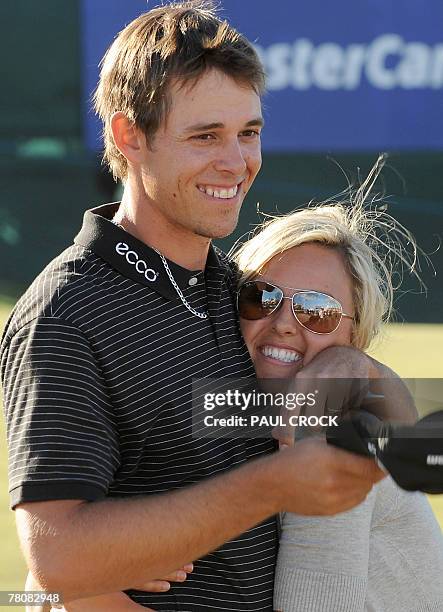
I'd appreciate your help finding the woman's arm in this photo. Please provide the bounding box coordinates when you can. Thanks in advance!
[274,489,376,612]
[272,345,412,612]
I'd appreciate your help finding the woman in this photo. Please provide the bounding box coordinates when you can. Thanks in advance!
[233,193,443,611]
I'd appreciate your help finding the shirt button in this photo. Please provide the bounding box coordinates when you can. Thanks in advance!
[188,277,198,286]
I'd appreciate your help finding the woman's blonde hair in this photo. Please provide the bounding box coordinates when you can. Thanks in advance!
[232,156,421,351]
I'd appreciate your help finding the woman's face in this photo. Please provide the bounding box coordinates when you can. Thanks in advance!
[240,243,355,378]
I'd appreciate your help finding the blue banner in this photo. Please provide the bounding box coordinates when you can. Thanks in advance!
[80,0,443,152]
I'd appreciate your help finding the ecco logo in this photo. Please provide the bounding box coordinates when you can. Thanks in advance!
[115,242,159,282]
[427,455,443,466]
[367,442,377,456]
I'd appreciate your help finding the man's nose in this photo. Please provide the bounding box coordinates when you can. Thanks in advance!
[213,139,247,176]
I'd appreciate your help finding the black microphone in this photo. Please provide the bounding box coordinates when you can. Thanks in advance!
[326,408,443,494]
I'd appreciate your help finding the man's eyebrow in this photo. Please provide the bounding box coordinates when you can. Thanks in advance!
[245,117,265,128]
[183,117,265,133]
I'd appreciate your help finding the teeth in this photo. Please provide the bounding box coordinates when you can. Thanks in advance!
[198,185,238,199]
[261,345,302,363]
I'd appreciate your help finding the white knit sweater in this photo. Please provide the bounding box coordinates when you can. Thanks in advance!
[274,476,443,611]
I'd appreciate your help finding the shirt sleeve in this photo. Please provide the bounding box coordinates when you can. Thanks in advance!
[1,317,121,509]
[274,488,376,612]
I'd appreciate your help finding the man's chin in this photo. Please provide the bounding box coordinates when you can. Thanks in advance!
[197,221,240,240]
[199,203,244,240]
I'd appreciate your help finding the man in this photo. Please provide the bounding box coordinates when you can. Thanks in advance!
[1,2,396,610]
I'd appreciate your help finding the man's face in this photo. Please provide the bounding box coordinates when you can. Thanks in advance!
[137,69,263,241]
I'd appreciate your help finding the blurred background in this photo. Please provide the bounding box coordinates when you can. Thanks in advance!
[1,0,442,603]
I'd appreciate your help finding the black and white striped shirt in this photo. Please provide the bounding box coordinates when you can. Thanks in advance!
[0,203,277,611]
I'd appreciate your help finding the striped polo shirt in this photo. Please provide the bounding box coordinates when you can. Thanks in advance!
[0,203,278,611]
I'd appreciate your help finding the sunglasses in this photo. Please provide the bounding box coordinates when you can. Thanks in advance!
[237,280,354,335]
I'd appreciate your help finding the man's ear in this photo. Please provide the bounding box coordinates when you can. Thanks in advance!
[110,112,144,165]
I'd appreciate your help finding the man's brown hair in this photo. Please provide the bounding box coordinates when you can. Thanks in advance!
[94,0,265,181]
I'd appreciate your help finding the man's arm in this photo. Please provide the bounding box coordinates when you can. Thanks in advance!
[25,565,192,611]
[16,437,382,603]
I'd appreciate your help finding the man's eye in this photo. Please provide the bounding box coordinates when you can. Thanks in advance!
[240,130,261,138]
[193,134,215,140]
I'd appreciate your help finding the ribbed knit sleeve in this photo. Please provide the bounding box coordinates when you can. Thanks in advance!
[274,477,443,612]
[274,488,376,612]
[274,566,366,612]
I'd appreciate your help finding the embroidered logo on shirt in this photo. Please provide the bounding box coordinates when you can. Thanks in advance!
[115,242,159,282]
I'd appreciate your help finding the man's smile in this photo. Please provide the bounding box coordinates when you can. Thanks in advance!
[197,183,241,200]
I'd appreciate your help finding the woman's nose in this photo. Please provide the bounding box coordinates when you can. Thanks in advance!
[271,299,300,335]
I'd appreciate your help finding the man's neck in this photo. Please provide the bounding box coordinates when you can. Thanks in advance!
[114,187,211,271]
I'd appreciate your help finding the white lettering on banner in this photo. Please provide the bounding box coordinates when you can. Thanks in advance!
[312,43,344,90]
[399,43,431,88]
[431,46,443,87]
[291,39,312,89]
[366,34,401,89]
[256,34,443,91]
[115,242,159,282]
[264,43,291,90]
[427,455,443,466]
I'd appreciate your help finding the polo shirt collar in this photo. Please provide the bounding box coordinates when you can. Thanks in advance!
[74,203,227,302]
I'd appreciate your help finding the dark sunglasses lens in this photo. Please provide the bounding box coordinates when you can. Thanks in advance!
[238,282,283,320]
[292,292,342,333]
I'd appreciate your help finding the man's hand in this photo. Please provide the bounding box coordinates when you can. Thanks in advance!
[273,346,375,447]
[274,346,418,447]
[296,345,378,418]
[302,345,417,420]
[300,345,378,380]
[270,436,385,516]
[26,565,193,612]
